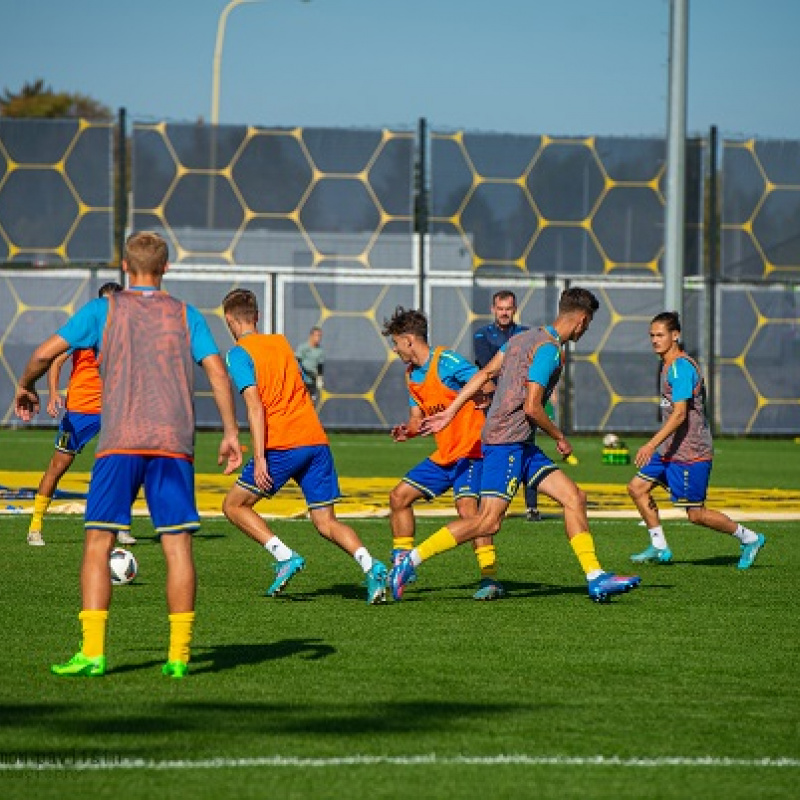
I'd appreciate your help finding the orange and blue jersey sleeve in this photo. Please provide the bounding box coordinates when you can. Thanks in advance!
[527,342,561,387]
[225,345,256,393]
[667,357,698,402]
[185,305,219,363]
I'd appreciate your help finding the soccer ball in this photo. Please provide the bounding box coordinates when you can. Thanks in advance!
[109,548,138,586]
[602,433,621,448]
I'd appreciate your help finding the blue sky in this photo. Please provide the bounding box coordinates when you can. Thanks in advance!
[2,0,798,138]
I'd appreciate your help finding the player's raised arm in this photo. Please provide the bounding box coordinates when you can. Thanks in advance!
[420,349,504,435]
[45,350,71,417]
[15,334,71,421]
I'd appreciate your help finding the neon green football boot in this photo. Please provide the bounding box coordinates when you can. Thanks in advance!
[51,652,106,677]
[162,660,189,679]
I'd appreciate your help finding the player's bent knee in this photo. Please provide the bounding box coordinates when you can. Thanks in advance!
[686,506,705,525]
[310,506,338,539]
[559,485,585,514]
[627,476,649,498]
[477,513,502,537]
[389,486,414,512]
[221,492,246,522]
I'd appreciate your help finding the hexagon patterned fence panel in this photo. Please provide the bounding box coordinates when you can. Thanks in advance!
[279,276,417,429]
[721,139,800,280]
[0,119,113,264]
[0,269,118,424]
[3,122,799,435]
[131,123,416,271]
[429,132,704,277]
[716,283,800,433]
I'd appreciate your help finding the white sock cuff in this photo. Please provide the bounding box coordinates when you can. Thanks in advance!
[353,546,373,573]
[265,538,293,562]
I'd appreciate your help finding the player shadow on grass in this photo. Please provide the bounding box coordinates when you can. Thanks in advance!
[268,582,383,603]
[678,555,740,567]
[397,579,589,601]
[191,639,336,673]
[110,639,335,676]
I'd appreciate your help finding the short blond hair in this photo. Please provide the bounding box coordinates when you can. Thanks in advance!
[124,231,169,276]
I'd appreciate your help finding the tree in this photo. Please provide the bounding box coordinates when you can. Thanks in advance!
[0,78,112,120]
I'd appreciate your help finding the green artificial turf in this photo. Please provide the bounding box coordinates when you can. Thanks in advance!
[0,511,797,798]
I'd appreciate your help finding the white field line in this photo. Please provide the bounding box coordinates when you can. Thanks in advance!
[1,754,798,772]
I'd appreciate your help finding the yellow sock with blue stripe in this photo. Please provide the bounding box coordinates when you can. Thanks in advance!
[569,532,602,578]
[168,612,195,664]
[474,544,497,578]
[416,527,458,563]
[78,610,108,658]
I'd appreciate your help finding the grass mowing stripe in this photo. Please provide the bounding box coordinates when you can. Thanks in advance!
[3,755,799,771]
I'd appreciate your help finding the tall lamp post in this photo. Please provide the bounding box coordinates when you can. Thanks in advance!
[207,0,308,228]
[207,0,264,229]
[211,0,265,126]
[211,0,310,125]
[664,0,689,319]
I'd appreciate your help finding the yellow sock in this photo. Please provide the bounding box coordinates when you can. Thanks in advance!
[569,532,602,576]
[474,544,497,577]
[392,536,415,553]
[29,493,52,533]
[78,610,108,658]
[416,527,458,563]
[168,612,195,664]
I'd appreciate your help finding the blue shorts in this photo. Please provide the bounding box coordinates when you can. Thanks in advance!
[637,452,712,507]
[403,457,482,501]
[55,411,101,455]
[237,445,341,509]
[480,442,558,502]
[85,454,200,535]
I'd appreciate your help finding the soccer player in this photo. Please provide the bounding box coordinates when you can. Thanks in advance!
[390,287,641,603]
[26,282,138,547]
[628,311,766,569]
[295,326,325,403]
[14,231,242,679]
[473,290,542,521]
[383,307,503,601]
[220,289,388,604]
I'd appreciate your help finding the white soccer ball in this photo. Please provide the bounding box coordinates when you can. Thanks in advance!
[602,433,621,448]
[109,548,138,586]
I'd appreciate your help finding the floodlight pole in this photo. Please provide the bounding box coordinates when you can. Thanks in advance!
[664,0,689,318]
[211,0,265,126]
